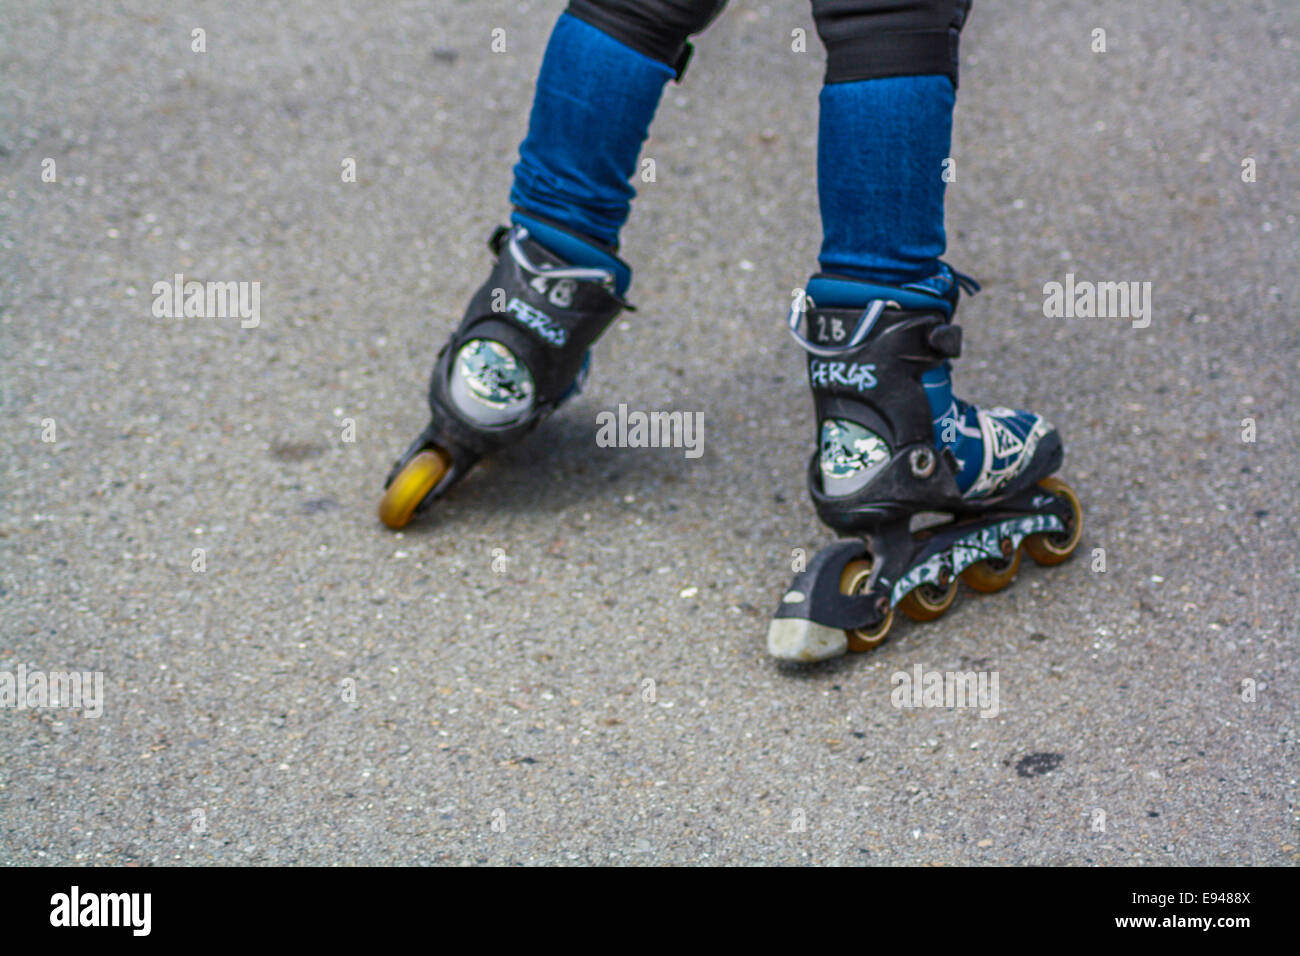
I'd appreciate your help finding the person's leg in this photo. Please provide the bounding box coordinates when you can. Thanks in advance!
[769,1,1080,659]
[380,1,727,526]
[813,0,968,284]
[807,0,1046,495]
[815,74,954,285]
[509,1,728,295]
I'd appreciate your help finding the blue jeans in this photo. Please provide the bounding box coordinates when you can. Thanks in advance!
[509,11,955,286]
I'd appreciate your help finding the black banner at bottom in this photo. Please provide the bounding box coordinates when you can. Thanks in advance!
[3,864,1284,942]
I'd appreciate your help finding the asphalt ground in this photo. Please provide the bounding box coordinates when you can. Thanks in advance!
[1,0,1297,865]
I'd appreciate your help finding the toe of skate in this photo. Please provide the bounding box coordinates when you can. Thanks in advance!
[766,611,847,662]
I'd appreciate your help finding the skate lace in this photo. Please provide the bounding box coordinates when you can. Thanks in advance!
[953,270,981,295]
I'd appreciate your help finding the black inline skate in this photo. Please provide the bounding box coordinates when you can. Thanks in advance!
[767,267,1083,661]
[378,215,631,528]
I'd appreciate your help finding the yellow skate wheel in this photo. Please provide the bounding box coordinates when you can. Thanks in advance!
[961,543,1023,594]
[1023,476,1083,566]
[840,557,892,651]
[378,449,451,529]
[898,575,958,622]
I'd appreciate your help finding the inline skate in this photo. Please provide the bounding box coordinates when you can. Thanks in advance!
[767,267,1083,661]
[378,214,631,528]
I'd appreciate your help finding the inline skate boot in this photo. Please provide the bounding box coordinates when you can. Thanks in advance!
[767,267,1083,661]
[378,213,632,528]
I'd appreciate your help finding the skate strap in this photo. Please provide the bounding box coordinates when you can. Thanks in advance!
[506,228,620,288]
[927,323,963,358]
[787,298,886,357]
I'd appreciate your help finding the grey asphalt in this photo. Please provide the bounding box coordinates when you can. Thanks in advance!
[2,0,1297,865]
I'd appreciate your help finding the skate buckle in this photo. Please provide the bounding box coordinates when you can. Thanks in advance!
[909,446,936,478]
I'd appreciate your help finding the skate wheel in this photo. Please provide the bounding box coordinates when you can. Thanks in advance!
[898,576,958,622]
[378,449,451,529]
[961,545,1023,593]
[840,557,892,651]
[1024,476,1083,566]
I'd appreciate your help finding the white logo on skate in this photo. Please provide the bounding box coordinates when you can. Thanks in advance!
[986,415,1025,459]
[889,515,1062,606]
[815,314,849,342]
[529,275,577,308]
[809,360,878,392]
[965,413,1049,498]
[505,297,567,347]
